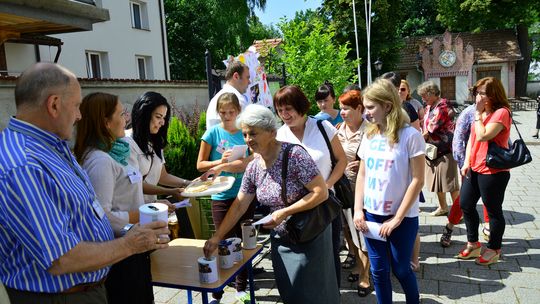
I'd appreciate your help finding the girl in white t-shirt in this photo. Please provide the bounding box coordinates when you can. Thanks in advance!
[353,79,425,304]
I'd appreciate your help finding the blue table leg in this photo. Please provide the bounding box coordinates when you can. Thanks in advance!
[202,291,209,304]
[248,263,255,304]
[187,290,192,304]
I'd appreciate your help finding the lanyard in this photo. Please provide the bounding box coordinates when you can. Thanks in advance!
[8,124,96,198]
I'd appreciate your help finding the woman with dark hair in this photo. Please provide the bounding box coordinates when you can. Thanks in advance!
[314,81,344,126]
[457,77,512,265]
[127,91,190,203]
[74,92,166,304]
[274,85,347,287]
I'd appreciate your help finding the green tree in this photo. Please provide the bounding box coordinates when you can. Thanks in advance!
[320,0,404,82]
[165,0,275,80]
[274,15,357,113]
[436,0,540,95]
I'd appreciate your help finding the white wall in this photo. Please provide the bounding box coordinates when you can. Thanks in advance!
[4,43,37,75]
[6,0,169,80]
[455,75,469,104]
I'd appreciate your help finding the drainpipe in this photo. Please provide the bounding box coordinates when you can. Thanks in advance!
[158,0,169,80]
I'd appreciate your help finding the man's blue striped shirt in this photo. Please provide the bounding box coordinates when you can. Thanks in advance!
[0,118,114,292]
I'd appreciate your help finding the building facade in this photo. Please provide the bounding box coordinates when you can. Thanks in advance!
[3,0,170,80]
[397,30,522,103]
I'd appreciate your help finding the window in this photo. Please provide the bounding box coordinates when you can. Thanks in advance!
[136,55,154,80]
[86,52,101,78]
[85,51,110,78]
[476,67,501,81]
[130,1,149,30]
[137,57,146,79]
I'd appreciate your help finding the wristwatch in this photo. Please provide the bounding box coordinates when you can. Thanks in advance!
[121,223,134,236]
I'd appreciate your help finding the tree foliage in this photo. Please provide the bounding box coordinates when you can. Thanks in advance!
[273,15,357,114]
[436,0,540,94]
[320,0,404,82]
[165,0,275,80]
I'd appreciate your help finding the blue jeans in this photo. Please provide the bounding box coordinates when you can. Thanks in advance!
[364,212,419,304]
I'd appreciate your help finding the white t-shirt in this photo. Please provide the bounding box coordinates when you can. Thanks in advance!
[125,136,165,203]
[206,83,248,129]
[276,117,337,181]
[82,149,145,234]
[357,126,425,217]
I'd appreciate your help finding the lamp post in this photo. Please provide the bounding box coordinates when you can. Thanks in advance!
[374,59,383,77]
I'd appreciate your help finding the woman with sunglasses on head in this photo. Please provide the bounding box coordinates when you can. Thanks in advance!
[457,77,511,265]
[126,92,191,204]
[354,79,424,304]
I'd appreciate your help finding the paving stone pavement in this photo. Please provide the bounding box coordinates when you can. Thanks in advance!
[154,109,540,304]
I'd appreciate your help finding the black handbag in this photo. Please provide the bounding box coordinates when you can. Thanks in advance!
[316,119,355,209]
[281,144,342,244]
[486,113,532,169]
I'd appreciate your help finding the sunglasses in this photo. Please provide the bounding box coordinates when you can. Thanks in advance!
[399,88,407,92]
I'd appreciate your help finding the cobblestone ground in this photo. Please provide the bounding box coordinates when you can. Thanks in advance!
[154,110,540,304]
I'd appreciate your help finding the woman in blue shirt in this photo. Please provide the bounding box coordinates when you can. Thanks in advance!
[196,92,254,303]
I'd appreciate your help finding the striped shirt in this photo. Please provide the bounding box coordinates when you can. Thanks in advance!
[0,118,114,293]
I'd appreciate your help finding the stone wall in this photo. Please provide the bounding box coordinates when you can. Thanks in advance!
[0,78,209,130]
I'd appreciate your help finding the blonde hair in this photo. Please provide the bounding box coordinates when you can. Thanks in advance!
[400,79,412,100]
[363,79,408,145]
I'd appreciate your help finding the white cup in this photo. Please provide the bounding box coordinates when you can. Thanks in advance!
[241,220,257,250]
[218,240,234,269]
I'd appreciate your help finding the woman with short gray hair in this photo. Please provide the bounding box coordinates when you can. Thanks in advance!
[236,105,281,131]
[418,81,460,217]
[204,104,340,303]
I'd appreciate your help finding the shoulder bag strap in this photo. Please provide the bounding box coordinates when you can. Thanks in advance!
[315,119,337,169]
[508,109,523,141]
[281,144,296,206]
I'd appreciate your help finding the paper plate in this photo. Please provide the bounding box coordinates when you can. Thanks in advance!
[182,176,235,197]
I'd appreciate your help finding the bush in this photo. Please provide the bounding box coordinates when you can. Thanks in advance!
[164,104,206,180]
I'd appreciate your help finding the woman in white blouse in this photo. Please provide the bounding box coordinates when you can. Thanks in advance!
[274,85,347,286]
[126,92,191,203]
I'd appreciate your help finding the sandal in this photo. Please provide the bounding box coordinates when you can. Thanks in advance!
[410,261,420,272]
[456,242,482,260]
[431,208,449,216]
[440,224,453,248]
[357,284,373,297]
[342,253,356,269]
[347,272,359,282]
[482,226,490,241]
[475,248,501,266]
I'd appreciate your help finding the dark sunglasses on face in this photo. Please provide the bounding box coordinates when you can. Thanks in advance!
[399,88,407,92]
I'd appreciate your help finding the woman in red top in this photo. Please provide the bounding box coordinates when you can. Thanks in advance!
[457,77,511,265]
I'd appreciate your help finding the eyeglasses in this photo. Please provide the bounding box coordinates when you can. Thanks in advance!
[399,88,407,92]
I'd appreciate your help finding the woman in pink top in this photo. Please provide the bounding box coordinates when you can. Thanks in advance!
[457,77,511,265]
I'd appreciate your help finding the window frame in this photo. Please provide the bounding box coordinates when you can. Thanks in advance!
[85,51,102,78]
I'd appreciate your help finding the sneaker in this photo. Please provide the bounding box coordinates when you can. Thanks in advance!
[236,291,251,303]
